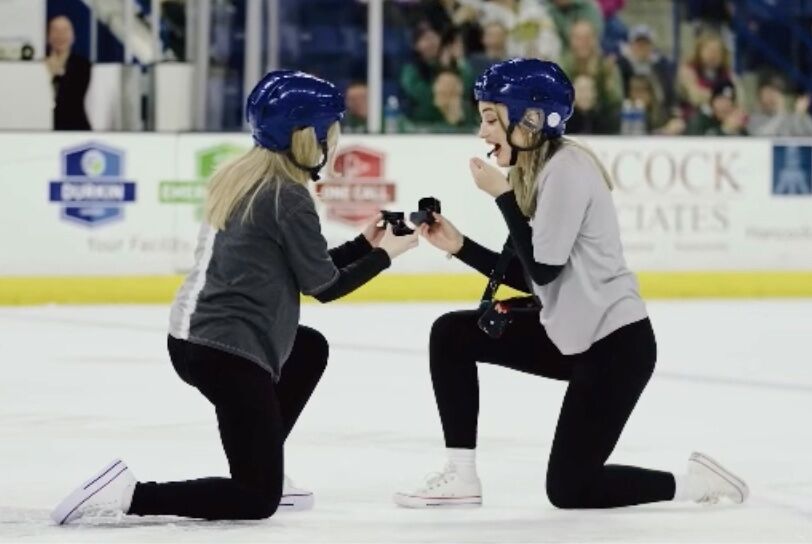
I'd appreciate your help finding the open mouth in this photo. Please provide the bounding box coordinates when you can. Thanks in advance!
[487,144,501,158]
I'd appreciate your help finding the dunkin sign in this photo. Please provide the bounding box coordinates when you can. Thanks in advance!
[316,145,396,225]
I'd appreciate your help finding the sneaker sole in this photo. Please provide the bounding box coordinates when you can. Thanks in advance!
[50,459,129,525]
[393,493,482,508]
[278,492,314,511]
[690,452,749,504]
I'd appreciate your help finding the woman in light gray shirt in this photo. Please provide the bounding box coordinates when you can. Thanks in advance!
[395,59,749,510]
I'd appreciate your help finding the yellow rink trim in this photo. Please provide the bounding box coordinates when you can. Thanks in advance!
[1,272,811,305]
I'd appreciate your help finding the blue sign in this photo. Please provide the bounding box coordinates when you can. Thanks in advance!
[772,145,812,196]
[49,142,137,227]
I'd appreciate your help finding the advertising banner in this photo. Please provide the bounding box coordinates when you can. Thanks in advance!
[2,133,811,284]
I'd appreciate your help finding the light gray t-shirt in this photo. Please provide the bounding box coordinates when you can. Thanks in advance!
[530,144,648,355]
[168,180,339,380]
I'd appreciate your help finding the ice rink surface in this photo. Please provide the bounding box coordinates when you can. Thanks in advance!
[0,300,810,543]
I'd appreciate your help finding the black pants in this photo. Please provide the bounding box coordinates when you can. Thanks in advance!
[430,310,676,508]
[128,326,328,520]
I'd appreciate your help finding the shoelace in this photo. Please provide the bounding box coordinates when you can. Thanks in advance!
[696,472,726,504]
[421,469,456,491]
[82,502,123,518]
[698,493,721,505]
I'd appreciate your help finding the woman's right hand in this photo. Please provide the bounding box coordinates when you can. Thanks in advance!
[418,213,464,254]
[378,224,419,259]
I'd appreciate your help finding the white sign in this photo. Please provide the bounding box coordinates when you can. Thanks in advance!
[2,133,811,277]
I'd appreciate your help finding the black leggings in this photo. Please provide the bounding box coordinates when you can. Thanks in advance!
[128,326,328,520]
[430,310,676,508]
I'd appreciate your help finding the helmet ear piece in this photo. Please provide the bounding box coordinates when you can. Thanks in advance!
[519,108,544,133]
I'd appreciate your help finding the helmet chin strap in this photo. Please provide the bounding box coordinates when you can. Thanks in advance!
[287,140,330,181]
[505,123,546,166]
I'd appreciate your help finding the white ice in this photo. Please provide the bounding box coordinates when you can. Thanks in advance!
[1,301,811,543]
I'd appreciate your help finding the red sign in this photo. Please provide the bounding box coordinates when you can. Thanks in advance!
[316,145,397,225]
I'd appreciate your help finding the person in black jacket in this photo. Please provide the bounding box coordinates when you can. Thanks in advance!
[46,16,91,131]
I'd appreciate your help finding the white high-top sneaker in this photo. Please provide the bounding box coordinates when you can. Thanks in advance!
[279,475,314,511]
[394,464,482,508]
[687,452,749,505]
[51,459,136,525]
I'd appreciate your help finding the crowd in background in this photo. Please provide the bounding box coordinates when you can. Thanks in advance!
[342,0,812,137]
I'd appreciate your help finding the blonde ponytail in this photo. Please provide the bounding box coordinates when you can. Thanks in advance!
[205,122,340,229]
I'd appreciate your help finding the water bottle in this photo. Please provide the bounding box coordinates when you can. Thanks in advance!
[384,95,400,134]
[620,99,634,135]
[632,99,647,135]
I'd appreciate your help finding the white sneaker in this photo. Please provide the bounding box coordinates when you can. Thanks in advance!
[51,459,136,525]
[279,475,314,511]
[394,464,482,508]
[688,452,749,505]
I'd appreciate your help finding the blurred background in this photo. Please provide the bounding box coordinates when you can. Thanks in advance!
[1,0,811,136]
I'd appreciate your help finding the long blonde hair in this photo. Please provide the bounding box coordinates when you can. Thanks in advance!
[497,106,613,217]
[205,122,340,229]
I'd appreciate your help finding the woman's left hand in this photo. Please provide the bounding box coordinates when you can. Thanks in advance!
[362,212,385,247]
[469,157,511,198]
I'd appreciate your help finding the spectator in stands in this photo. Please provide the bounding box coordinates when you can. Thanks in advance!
[470,21,509,78]
[685,0,734,37]
[413,0,483,55]
[617,25,675,112]
[400,22,474,124]
[567,74,619,134]
[747,74,812,137]
[431,69,477,132]
[473,0,562,62]
[596,0,627,54]
[560,20,622,123]
[46,15,91,131]
[342,82,368,133]
[627,75,685,135]
[677,32,735,117]
[686,80,747,136]
[547,0,604,48]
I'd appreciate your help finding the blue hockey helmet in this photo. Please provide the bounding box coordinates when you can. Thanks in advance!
[474,58,574,140]
[246,70,345,180]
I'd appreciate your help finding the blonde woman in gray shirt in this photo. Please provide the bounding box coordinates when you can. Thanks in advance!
[51,71,417,525]
[395,59,749,510]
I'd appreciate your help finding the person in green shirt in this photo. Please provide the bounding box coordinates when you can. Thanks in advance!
[406,69,478,133]
[559,20,622,124]
[400,22,474,125]
[547,0,604,46]
[341,81,369,133]
[686,80,748,136]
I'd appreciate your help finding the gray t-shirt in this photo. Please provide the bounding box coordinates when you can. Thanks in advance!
[530,144,648,355]
[168,180,339,380]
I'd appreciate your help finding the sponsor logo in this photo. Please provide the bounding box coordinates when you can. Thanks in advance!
[159,144,246,220]
[772,145,812,196]
[315,146,396,225]
[48,142,136,227]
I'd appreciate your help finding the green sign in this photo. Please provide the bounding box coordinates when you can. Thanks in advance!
[159,144,247,220]
[159,181,207,204]
[197,143,245,178]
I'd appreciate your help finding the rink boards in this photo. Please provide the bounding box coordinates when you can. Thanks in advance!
[1,133,811,303]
